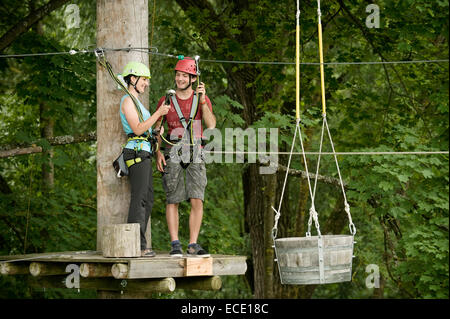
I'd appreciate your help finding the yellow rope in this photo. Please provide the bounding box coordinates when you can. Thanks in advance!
[318,9,326,115]
[295,6,300,120]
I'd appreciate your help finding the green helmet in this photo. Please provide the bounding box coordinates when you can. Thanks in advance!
[122,61,151,78]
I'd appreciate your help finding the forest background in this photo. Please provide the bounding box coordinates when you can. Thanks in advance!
[0,0,448,299]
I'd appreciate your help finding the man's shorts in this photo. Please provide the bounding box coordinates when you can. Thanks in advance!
[161,145,207,204]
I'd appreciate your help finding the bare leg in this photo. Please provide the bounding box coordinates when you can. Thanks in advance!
[166,203,179,242]
[189,198,203,244]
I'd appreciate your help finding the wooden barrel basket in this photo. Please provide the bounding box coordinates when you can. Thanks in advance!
[274,235,354,285]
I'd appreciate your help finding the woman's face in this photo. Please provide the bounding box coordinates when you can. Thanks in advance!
[132,75,149,92]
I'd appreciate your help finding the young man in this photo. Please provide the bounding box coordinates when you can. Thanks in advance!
[155,57,216,257]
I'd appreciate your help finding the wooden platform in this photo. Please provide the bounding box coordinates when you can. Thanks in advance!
[0,250,247,278]
[0,250,247,294]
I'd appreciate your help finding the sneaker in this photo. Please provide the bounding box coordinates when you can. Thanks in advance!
[170,241,183,258]
[141,249,156,257]
[186,243,210,258]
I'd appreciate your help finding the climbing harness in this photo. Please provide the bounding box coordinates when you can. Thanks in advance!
[159,56,206,168]
[271,0,356,285]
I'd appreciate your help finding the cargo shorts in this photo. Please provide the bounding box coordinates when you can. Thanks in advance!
[161,145,207,204]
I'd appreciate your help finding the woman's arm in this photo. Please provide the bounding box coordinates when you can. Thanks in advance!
[122,96,170,136]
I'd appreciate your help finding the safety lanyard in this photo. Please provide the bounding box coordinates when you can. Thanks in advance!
[170,93,199,130]
[95,49,151,137]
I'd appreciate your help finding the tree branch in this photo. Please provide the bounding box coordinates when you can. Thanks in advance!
[277,163,347,188]
[0,131,96,158]
[0,0,70,52]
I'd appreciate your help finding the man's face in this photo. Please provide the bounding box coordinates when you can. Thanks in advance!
[175,71,196,90]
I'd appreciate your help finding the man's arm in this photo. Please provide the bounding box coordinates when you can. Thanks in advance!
[201,100,216,129]
[196,82,216,129]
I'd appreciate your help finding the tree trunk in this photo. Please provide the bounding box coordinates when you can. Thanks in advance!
[39,102,54,190]
[96,0,149,251]
[243,163,277,298]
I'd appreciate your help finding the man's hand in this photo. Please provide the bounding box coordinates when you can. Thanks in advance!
[156,150,166,173]
[196,82,206,104]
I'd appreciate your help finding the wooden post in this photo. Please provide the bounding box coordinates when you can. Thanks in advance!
[101,223,141,257]
[96,0,150,252]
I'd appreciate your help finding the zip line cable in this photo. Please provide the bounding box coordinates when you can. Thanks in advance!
[201,150,449,156]
[0,47,448,66]
[1,47,448,156]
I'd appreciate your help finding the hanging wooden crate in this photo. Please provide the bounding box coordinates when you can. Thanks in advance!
[274,235,354,285]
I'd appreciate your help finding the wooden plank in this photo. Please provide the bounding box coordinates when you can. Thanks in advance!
[0,251,128,263]
[213,256,247,276]
[0,252,248,279]
[124,256,247,279]
[184,257,213,276]
[126,259,185,279]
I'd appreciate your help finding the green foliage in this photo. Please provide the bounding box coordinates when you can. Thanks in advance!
[0,0,448,299]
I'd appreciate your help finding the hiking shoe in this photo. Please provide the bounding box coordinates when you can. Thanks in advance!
[170,241,183,258]
[141,249,156,257]
[186,243,210,258]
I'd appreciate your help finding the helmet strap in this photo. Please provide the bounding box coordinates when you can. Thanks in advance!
[179,74,196,91]
[131,76,142,94]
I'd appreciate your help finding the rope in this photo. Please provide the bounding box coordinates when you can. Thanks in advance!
[305,0,355,237]
[272,0,318,241]
[203,150,449,156]
[296,0,301,120]
[317,1,326,115]
[271,117,299,240]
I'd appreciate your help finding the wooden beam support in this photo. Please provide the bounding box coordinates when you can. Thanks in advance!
[111,263,129,279]
[80,263,113,278]
[0,262,29,275]
[176,276,222,291]
[28,275,176,293]
[29,262,69,277]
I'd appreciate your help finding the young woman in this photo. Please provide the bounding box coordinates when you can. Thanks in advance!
[119,61,170,257]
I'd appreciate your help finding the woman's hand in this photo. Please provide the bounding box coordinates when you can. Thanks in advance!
[158,103,171,116]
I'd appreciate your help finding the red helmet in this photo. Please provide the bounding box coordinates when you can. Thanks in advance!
[174,57,197,76]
